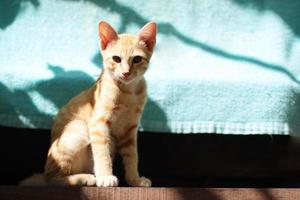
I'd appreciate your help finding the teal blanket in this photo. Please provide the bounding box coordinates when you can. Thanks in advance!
[1,0,300,134]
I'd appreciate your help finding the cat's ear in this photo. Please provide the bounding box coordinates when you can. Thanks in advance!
[138,22,157,51]
[98,21,118,50]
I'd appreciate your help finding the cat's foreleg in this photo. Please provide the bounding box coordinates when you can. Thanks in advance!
[89,119,118,187]
[118,125,151,187]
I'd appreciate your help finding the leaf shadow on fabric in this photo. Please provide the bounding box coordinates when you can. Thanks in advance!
[86,0,300,85]
[0,82,26,126]
[140,98,170,133]
[2,0,299,84]
[0,0,40,29]
[33,64,96,109]
[85,0,300,135]
[0,63,170,133]
[286,89,300,136]
[232,0,300,36]
[0,64,95,128]
[92,53,103,68]
[0,81,52,127]
[2,0,300,133]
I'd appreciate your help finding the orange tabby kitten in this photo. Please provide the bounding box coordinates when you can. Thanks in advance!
[21,21,156,187]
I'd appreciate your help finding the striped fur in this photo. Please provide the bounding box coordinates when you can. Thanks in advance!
[22,21,156,187]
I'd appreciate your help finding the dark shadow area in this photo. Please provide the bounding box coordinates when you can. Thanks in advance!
[131,132,300,187]
[33,64,95,109]
[2,126,300,187]
[0,185,87,200]
[0,0,39,29]
[0,126,50,185]
[233,0,300,36]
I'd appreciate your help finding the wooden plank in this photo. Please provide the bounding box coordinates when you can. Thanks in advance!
[2,187,300,200]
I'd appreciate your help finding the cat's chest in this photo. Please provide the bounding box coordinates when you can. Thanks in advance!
[112,93,144,120]
[115,92,138,106]
[93,83,146,133]
[96,91,145,119]
[110,94,145,135]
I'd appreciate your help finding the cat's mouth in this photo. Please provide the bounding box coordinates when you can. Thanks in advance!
[109,71,133,83]
[119,75,134,83]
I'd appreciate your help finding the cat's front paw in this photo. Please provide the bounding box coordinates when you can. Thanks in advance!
[127,176,152,187]
[96,175,118,187]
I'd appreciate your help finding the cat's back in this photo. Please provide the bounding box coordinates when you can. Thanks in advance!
[51,84,98,141]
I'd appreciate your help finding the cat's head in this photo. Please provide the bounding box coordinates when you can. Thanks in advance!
[98,21,157,84]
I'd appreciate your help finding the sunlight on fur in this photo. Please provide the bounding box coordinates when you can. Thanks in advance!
[20,21,157,187]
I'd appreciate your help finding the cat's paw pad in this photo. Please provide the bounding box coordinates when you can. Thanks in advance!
[127,176,152,187]
[96,175,118,187]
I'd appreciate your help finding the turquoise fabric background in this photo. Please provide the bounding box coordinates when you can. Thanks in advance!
[1,0,300,134]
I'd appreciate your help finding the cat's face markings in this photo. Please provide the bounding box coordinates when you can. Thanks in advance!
[103,42,148,84]
[99,21,156,84]
[107,54,146,83]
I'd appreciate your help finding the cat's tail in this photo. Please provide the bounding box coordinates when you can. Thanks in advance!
[20,173,97,186]
[19,174,66,186]
[19,174,48,186]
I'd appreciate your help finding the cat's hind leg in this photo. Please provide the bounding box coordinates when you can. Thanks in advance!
[44,119,95,186]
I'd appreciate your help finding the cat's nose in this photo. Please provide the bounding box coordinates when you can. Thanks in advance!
[122,72,131,78]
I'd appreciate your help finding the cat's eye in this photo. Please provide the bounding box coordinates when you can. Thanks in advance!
[112,56,121,63]
[132,56,142,64]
